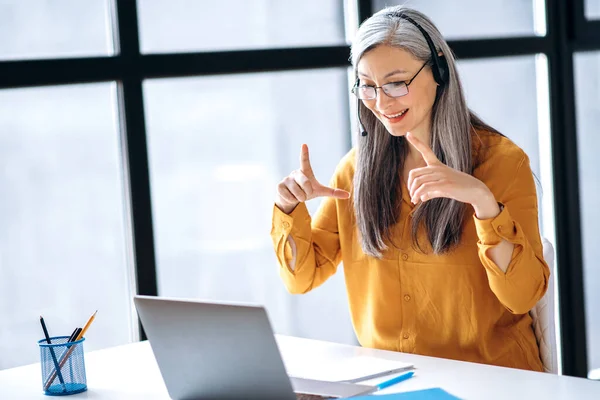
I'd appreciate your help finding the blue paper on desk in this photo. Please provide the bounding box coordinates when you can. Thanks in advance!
[341,387,461,399]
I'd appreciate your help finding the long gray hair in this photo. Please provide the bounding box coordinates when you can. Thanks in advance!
[351,6,498,257]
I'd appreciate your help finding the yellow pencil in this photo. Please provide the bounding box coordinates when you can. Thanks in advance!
[44,310,98,391]
[76,310,97,340]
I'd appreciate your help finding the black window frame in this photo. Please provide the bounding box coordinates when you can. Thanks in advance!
[0,0,596,378]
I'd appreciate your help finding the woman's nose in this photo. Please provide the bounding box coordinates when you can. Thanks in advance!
[375,88,394,111]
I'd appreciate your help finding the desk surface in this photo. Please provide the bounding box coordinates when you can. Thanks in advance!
[1,335,599,399]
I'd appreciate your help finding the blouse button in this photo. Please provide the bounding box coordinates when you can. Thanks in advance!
[497,225,503,232]
[401,253,409,261]
[282,221,290,229]
[404,295,411,302]
[403,333,410,339]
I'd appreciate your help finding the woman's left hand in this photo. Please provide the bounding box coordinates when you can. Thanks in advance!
[405,132,500,220]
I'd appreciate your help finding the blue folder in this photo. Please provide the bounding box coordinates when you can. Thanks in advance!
[341,387,461,399]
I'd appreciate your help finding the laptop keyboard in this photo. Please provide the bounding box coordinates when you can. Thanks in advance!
[295,394,335,400]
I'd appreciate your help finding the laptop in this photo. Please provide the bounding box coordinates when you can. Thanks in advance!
[133,295,373,400]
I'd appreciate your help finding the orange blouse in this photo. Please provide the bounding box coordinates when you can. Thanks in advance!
[270,130,549,371]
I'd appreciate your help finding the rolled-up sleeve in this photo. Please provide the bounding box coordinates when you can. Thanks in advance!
[271,194,343,294]
[474,156,550,314]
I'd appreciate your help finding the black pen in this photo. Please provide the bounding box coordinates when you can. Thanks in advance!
[66,327,82,349]
[39,316,66,392]
[67,327,80,343]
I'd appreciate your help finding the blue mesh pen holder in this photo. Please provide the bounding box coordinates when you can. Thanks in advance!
[38,336,87,396]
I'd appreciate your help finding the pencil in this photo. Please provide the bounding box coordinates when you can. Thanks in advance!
[44,311,98,390]
[39,316,66,392]
[75,310,97,340]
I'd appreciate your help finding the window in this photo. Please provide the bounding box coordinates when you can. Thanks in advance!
[143,68,356,344]
[373,0,544,39]
[0,0,597,379]
[0,83,133,369]
[136,0,346,53]
[0,0,114,61]
[574,51,600,377]
[586,0,600,20]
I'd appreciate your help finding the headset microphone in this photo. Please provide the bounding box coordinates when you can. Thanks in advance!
[357,98,368,137]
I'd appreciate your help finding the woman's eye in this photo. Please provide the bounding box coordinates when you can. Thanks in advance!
[387,81,405,89]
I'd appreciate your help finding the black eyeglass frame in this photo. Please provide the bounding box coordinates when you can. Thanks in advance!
[351,59,430,100]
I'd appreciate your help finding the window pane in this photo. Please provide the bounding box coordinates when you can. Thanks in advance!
[586,0,600,19]
[373,0,543,39]
[574,51,600,377]
[0,0,114,61]
[0,83,133,369]
[136,0,346,53]
[144,68,356,345]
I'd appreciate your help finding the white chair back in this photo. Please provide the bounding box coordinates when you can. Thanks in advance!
[529,237,558,374]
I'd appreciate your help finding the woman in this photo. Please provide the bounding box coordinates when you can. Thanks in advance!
[270,6,549,372]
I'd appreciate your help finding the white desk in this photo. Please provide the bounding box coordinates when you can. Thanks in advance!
[1,335,598,399]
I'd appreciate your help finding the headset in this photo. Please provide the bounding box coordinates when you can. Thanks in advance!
[358,12,448,137]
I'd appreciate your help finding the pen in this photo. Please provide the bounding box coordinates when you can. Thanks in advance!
[67,327,80,343]
[377,371,414,391]
[39,316,66,392]
[44,311,97,390]
[65,327,81,349]
[351,371,415,397]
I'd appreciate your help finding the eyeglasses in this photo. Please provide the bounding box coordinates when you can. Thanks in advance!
[351,60,429,100]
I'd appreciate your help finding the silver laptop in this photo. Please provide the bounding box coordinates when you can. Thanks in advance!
[133,295,372,400]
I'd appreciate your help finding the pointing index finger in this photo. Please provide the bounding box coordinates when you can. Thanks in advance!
[300,144,316,179]
[405,132,440,166]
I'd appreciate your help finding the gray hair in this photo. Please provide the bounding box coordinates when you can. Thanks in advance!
[351,6,494,257]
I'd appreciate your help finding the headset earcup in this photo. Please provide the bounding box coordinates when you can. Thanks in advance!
[437,55,449,86]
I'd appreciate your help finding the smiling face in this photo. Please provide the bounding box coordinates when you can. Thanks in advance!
[357,45,439,138]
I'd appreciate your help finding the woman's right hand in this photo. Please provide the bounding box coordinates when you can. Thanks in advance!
[275,144,351,214]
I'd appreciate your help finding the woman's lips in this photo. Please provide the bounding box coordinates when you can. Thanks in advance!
[383,109,409,123]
